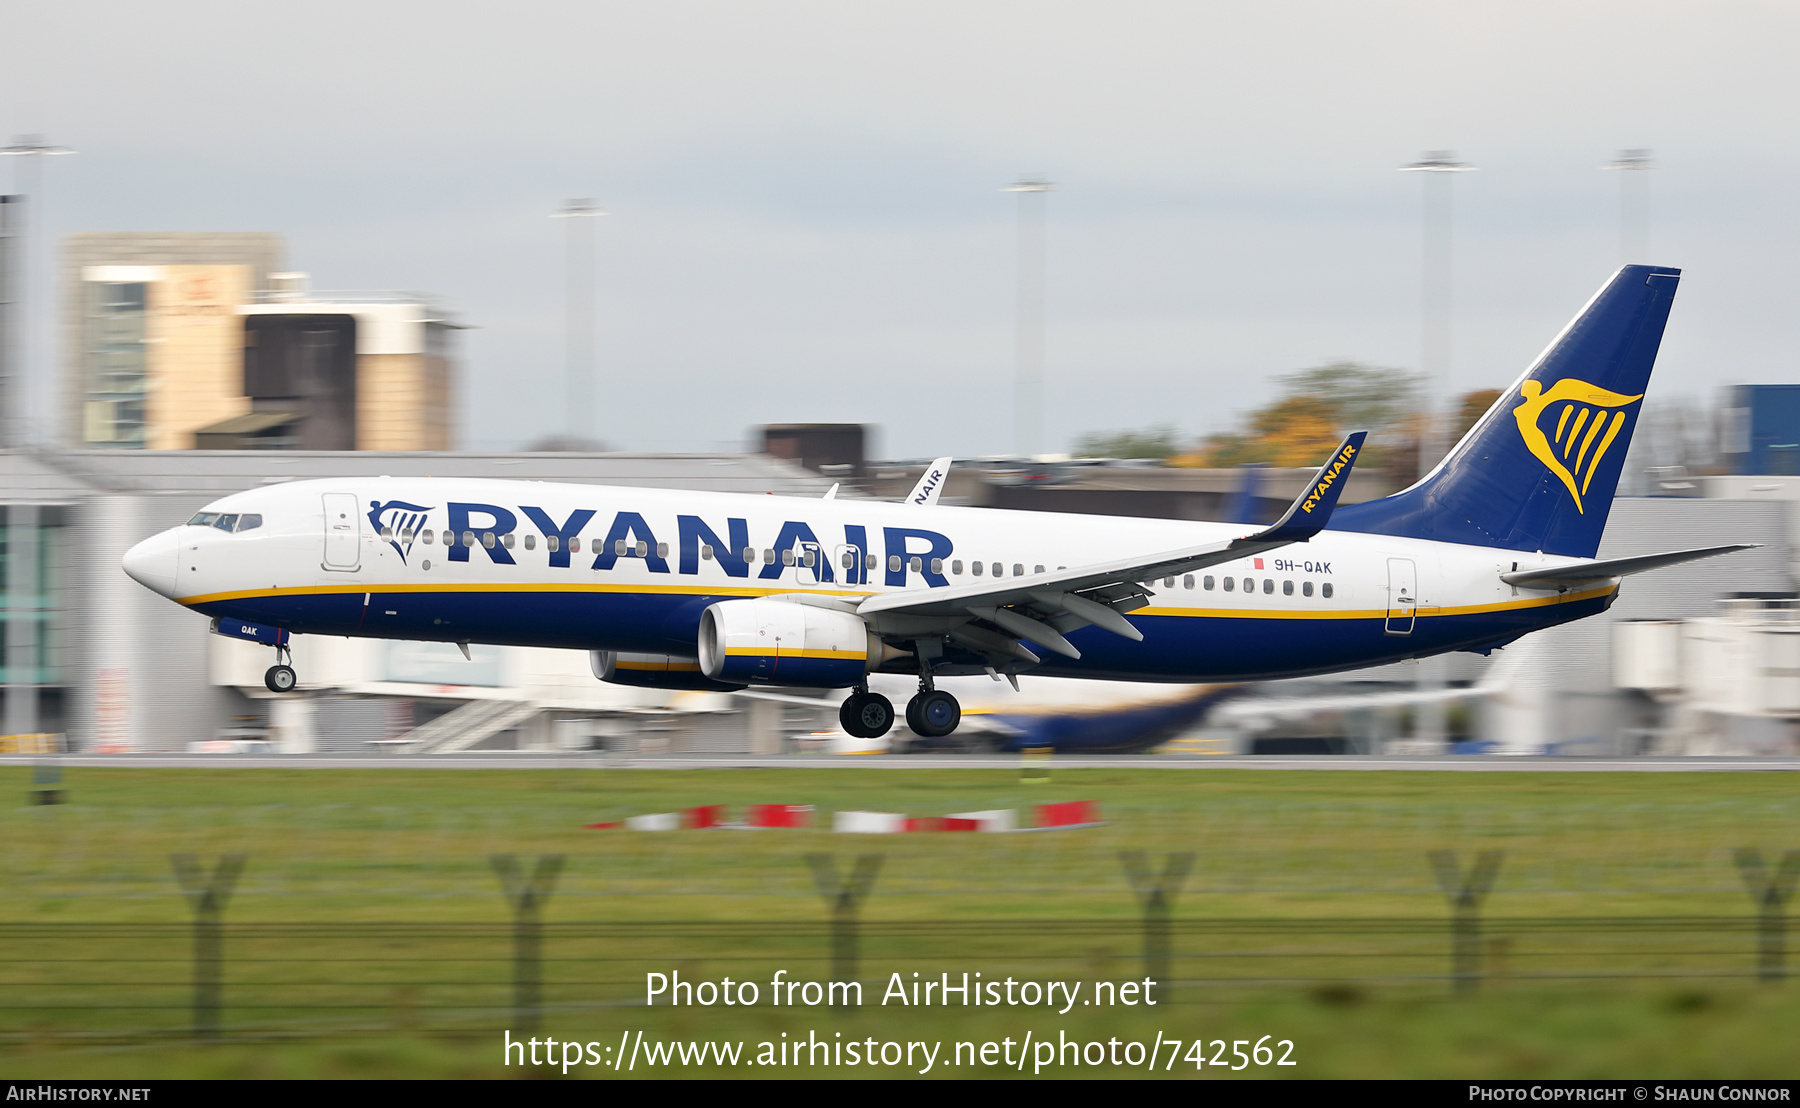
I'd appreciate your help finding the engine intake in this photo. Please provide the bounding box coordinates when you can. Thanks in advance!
[697,600,886,688]
[591,651,746,692]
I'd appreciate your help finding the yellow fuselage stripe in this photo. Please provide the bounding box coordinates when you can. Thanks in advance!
[180,579,1615,622]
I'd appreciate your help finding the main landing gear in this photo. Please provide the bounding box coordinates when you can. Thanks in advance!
[840,688,895,739]
[264,643,298,693]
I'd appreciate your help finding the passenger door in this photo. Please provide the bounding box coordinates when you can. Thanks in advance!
[1385,557,1416,636]
[322,493,361,570]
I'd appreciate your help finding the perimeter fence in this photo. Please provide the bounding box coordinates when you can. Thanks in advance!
[0,848,1794,1044]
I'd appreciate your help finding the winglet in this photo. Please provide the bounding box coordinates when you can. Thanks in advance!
[1244,431,1367,543]
[906,457,953,506]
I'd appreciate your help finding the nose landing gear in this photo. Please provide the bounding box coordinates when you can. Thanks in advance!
[264,643,298,693]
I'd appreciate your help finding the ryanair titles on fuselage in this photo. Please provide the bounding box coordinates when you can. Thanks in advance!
[379,499,959,588]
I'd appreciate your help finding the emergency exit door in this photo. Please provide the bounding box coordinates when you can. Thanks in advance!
[322,493,361,570]
[1385,557,1416,636]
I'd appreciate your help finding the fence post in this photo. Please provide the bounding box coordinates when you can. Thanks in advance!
[1119,851,1194,999]
[805,853,883,1006]
[171,854,247,1039]
[1734,849,1800,984]
[1428,850,1503,994]
[491,854,565,1032]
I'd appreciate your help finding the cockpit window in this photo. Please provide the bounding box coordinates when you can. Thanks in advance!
[189,511,262,533]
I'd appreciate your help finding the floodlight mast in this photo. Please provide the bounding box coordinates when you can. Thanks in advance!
[0,135,74,450]
[1004,177,1053,460]
[551,199,605,445]
[1604,149,1654,265]
[1397,151,1473,757]
[1398,151,1474,479]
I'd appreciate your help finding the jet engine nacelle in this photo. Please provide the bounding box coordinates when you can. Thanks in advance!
[591,650,747,692]
[697,599,885,688]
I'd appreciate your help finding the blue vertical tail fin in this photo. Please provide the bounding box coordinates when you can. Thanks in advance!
[1333,265,1680,558]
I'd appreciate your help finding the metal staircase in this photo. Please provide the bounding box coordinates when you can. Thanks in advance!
[402,699,540,754]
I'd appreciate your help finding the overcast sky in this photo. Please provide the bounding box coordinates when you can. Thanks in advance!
[5,1,1797,456]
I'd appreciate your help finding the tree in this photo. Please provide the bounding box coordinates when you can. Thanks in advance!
[1072,426,1181,460]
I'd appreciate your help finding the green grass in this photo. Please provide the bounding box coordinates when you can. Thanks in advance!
[1,764,1797,1078]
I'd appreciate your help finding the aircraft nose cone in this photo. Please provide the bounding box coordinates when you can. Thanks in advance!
[122,528,181,599]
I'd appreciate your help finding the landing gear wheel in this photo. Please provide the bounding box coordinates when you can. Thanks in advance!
[264,665,298,693]
[907,690,961,738]
[839,692,895,738]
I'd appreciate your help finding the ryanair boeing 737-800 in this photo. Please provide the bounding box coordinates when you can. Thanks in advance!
[121,265,1749,741]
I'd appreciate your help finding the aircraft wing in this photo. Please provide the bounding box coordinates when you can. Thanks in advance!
[857,432,1366,660]
[1500,543,1756,587]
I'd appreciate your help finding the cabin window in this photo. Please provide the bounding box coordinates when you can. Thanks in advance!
[1184,575,1194,590]
[952,559,963,575]
[1035,565,1045,574]
[1262,578,1274,594]
[910,556,923,573]
[482,532,496,548]
[763,548,776,564]
[1013,563,1024,577]
[1222,576,1234,592]
[782,549,796,566]
[638,541,650,557]
[615,539,627,556]
[1163,576,1174,588]
[743,547,756,564]
[972,561,983,576]
[547,535,560,553]
[865,554,878,571]
[889,555,902,573]
[569,537,581,553]
[700,544,712,560]
[1203,575,1214,590]
[463,531,477,548]
[1322,582,1334,598]
[840,550,855,569]
[1242,577,1252,592]
[803,549,815,567]
[503,533,516,549]
[1283,580,1293,596]
[422,530,434,544]
[524,534,535,550]
[1302,580,1313,597]
[930,557,943,575]
[400,528,413,542]
[380,525,394,540]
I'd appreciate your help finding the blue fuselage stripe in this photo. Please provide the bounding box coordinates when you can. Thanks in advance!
[192,588,1609,682]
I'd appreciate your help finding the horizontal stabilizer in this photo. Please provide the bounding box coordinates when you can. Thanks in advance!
[1500,543,1757,587]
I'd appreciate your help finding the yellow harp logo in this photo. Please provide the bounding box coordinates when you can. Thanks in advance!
[1511,379,1643,514]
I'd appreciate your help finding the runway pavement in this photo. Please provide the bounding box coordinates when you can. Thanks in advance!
[3,753,1800,771]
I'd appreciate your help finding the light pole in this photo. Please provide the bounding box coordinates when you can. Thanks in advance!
[551,199,603,446]
[1004,178,1053,459]
[0,135,74,449]
[1605,149,1653,265]
[1398,150,1472,756]
[1398,151,1473,479]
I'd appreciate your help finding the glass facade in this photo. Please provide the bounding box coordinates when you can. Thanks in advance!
[0,506,69,686]
[83,281,148,447]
